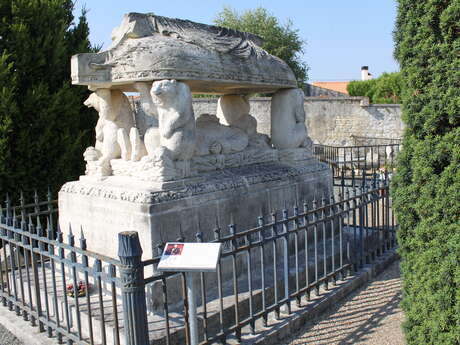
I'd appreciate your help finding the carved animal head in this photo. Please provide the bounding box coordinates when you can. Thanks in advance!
[150,79,179,105]
[83,92,100,112]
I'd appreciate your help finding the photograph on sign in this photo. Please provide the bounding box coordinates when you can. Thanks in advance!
[157,242,222,272]
[164,243,184,256]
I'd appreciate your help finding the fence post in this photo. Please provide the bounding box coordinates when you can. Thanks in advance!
[118,231,149,345]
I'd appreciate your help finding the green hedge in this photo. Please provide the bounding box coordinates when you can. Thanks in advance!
[392,1,460,344]
[347,72,403,104]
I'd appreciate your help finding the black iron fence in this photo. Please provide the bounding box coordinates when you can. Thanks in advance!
[350,135,402,146]
[0,192,125,345]
[0,177,397,345]
[313,143,401,187]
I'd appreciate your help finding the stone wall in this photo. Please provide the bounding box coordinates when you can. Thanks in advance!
[135,96,403,146]
[191,97,403,146]
[304,97,403,146]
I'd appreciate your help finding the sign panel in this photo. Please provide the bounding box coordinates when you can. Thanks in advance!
[157,242,222,272]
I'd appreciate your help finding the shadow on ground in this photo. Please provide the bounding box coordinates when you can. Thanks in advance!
[284,261,404,345]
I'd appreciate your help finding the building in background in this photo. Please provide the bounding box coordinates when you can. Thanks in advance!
[309,66,373,96]
[310,81,349,95]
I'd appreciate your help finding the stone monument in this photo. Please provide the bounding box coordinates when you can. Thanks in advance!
[59,12,332,259]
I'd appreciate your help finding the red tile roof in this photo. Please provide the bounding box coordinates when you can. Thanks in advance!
[312,82,349,95]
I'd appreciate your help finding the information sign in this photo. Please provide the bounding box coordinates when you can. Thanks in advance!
[157,242,222,272]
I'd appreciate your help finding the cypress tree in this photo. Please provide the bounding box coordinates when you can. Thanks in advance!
[0,0,97,194]
[392,1,460,344]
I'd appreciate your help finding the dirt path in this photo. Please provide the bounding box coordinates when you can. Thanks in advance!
[282,260,405,345]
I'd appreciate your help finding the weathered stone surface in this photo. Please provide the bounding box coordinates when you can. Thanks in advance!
[83,89,135,176]
[188,97,404,146]
[195,114,249,156]
[304,97,403,145]
[151,79,196,161]
[61,12,328,267]
[271,88,310,149]
[71,13,297,94]
[216,95,257,135]
[59,159,332,260]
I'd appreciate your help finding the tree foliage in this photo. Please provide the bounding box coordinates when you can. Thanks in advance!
[214,6,308,87]
[391,1,460,344]
[0,0,97,194]
[347,72,403,104]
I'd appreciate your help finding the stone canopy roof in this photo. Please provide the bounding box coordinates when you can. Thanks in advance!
[71,12,297,94]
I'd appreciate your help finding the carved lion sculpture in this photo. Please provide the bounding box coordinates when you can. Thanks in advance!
[150,80,196,161]
[195,114,249,156]
[216,94,257,136]
[270,88,310,149]
[83,89,135,174]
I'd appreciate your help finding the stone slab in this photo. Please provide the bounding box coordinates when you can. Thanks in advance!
[71,13,297,94]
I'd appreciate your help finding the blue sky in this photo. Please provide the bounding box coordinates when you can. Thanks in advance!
[73,1,399,82]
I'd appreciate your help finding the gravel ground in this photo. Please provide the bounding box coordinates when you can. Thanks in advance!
[0,323,22,345]
[282,260,405,345]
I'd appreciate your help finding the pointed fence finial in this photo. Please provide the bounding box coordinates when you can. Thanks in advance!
[33,189,40,214]
[177,223,184,242]
[79,227,86,249]
[214,214,220,229]
[293,203,299,217]
[213,226,221,240]
[156,242,164,256]
[47,187,52,201]
[68,224,74,246]
[36,212,42,235]
[12,207,18,228]
[19,190,24,207]
[228,222,236,235]
[258,215,265,240]
[46,217,54,240]
[56,225,63,243]
[229,213,235,226]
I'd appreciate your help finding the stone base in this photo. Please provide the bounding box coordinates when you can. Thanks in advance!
[58,159,332,260]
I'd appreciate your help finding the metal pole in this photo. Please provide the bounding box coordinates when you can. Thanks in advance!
[118,231,149,345]
[186,272,199,345]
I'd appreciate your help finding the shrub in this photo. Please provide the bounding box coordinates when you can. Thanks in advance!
[392,1,460,344]
[347,72,403,104]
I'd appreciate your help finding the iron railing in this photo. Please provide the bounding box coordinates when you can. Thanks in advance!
[350,135,402,146]
[0,192,125,345]
[141,181,397,345]
[0,177,397,345]
[313,143,401,187]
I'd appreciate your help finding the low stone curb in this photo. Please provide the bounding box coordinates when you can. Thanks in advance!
[245,249,399,345]
[0,323,22,345]
[0,305,58,345]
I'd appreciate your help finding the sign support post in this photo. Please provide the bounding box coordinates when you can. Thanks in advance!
[157,241,222,345]
[186,272,198,345]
